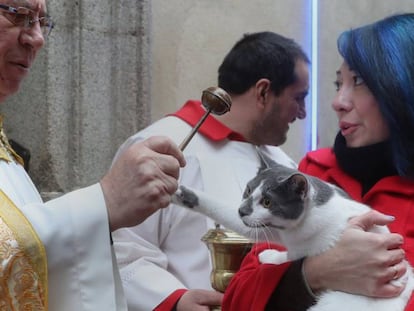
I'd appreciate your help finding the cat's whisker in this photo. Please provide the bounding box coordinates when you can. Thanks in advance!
[253,226,259,243]
[243,228,253,241]
[264,224,278,243]
[247,219,272,248]
[246,226,259,242]
[253,222,262,242]
[259,222,274,249]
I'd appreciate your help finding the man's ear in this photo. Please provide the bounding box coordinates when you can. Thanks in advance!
[255,78,271,105]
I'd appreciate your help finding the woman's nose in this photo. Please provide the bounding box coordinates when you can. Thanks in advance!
[331,90,353,112]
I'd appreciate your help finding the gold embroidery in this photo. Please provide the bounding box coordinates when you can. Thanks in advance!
[0,116,24,166]
[0,190,47,310]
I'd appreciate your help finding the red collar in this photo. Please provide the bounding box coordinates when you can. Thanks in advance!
[170,100,246,142]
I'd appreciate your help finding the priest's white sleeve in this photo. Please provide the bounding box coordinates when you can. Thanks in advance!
[20,183,127,311]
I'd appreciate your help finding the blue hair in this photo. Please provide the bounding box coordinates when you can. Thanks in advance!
[337,13,414,178]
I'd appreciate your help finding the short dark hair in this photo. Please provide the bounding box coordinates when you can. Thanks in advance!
[338,13,414,178]
[218,31,309,96]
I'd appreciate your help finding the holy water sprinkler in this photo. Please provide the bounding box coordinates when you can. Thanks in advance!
[178,87,232,151]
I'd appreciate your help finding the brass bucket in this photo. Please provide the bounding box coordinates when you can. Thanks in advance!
[202,226,253,310]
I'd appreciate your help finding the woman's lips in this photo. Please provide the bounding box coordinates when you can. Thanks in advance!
[339,122,358,136]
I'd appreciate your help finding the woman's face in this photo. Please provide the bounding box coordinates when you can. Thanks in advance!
[331,62,389,148]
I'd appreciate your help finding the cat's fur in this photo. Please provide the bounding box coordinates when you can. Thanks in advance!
[172,151,414,311]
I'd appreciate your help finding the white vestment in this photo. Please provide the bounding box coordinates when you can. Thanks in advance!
[0,159,127,310]
[112,114,295,310]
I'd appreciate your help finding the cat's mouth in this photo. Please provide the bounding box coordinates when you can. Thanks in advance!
[242,220,265,228]
[242,219,285,230]
[264,223,286,229]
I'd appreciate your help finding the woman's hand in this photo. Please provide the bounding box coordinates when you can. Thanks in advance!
[303,210,406,298]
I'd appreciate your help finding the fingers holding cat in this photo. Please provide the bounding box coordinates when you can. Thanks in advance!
[348,209,397,229]
[348,210,404,248]
[348,209,408,284]
[389,262,406,281]
[303,210,406,298]
[101,136,186,231]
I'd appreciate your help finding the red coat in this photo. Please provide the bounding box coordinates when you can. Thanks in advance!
[223,148,414,311]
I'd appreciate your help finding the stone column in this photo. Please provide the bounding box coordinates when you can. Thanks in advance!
[2,0,152,199]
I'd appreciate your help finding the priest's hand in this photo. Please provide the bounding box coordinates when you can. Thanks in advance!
[100,136,185,231]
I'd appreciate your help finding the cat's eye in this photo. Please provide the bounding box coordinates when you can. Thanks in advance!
[261,198,271,208]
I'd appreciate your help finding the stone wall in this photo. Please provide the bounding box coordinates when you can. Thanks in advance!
[2,0,152,199]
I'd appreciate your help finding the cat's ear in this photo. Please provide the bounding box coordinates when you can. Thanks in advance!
[256,148,277,170]
[287,173,308,199]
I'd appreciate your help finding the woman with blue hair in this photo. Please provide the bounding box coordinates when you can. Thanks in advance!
[223,13,414,310]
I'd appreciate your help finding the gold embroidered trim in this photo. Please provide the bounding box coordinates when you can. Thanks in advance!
[0,190,47,310]
[0,115,24,166]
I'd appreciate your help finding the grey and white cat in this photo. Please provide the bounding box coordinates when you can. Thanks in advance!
[172,151,414,311]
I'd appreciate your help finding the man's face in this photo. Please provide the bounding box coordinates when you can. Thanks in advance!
[0,0,46,101]
[252,59,309,146]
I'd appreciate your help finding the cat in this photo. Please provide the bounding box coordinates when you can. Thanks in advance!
[172,150,414,311]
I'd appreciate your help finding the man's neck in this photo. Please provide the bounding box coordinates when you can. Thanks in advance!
[214,95,257,143]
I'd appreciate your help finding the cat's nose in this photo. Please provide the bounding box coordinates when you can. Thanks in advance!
[239,206,249,217]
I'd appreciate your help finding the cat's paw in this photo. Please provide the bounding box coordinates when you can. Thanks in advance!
[258,249,288,265]
[172,185,199,209]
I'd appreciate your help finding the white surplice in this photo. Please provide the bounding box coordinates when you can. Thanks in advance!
[0,159,127,310]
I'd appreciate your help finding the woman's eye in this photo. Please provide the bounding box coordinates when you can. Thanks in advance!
[333,80,341,91]
[353,75,365,86]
